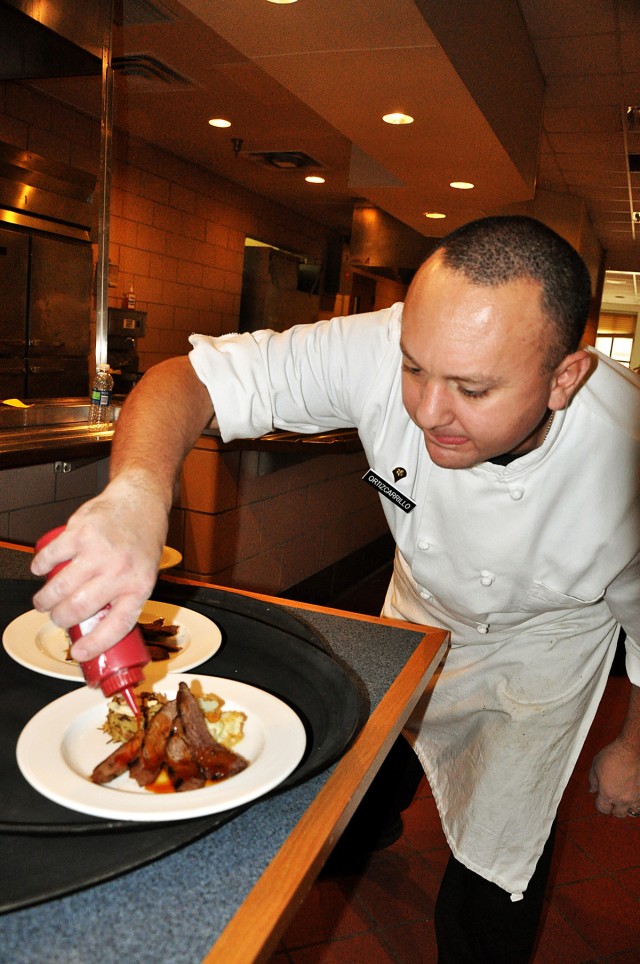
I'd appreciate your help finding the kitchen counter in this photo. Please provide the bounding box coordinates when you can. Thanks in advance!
[0,544,448,963]
[0,398,361,468]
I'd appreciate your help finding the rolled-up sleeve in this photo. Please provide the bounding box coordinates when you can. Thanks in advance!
[188,308,401,442]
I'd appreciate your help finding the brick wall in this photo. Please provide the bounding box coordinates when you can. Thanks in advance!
[168,438,388,596]
[0,80,330,373]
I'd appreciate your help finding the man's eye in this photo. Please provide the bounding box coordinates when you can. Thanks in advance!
[402,362,421,375]
[459,387,488,399]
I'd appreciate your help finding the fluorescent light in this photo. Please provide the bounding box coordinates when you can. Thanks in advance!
[305,175,325,184]
[382,112,414,125]
[450,181,474,190]
[209,118,231,128]
[425,212,446,219]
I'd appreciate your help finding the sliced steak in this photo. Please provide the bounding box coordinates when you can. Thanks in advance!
[90,729,144,784]
[166,720,205,791]
[129,699,177,786]
[177,681,248,782]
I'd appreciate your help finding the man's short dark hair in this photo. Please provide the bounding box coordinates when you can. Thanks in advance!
[433,215,592,370]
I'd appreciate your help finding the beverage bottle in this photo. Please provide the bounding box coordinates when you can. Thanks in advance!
[88,363,114,427]
[35,526,150,715]
[126,283,136,309]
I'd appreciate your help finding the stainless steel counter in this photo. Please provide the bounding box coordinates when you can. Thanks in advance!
[0,398,362,468]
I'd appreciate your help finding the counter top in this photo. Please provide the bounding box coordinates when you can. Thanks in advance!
[0,546,448,963]
[0,398,361,468]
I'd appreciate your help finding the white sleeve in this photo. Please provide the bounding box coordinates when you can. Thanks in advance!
[188,307,401,442]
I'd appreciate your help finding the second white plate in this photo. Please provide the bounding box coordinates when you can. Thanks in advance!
[2,601,222,681]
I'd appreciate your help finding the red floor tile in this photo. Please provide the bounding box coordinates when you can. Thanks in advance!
[549,827,608,886]
[346,849,440,927]
[551,876,640,956]
[615,864,640,901]
[282,877,373,948]
[563,813,640,874]
[287,931,396,962]
[402,793,448,851]
[380,918,439,963]
[531,903,598,964]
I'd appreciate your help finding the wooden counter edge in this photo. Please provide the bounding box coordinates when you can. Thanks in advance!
[202,620,448,963]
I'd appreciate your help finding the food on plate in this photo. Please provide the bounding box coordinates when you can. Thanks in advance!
[65,615,182,663]
[92,682,248,791]
[138,617,182,661]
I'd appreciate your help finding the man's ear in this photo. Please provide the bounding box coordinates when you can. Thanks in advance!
[548,349,592,410]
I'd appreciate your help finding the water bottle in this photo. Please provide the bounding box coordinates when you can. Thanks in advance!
[88,364,114,427]
[35,526,150,715]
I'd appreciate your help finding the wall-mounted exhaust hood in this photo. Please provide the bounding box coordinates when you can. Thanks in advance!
[0,141,96,241]
[0,0,109,81]
[350,202,438,281]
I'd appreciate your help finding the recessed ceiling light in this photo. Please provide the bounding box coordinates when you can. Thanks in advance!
[209,118,231,128]
[305,175,325,184]
[450,181,474,190]
[425,212,446,219]
[382,112,414,125]
[266,0,298,4]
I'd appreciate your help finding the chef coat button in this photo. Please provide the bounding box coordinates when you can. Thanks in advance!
[420,590,432,600]
[418,540,431,550]
[476,623,489,634]
[508,487,524,501]
[480,571,495,587]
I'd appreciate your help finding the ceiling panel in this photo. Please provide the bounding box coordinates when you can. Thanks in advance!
[20,0,640,287]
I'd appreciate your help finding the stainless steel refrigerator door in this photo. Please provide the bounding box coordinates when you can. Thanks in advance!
[0,226,28,361]
[27,356,89,398]
[0,356,26,399]
[28,234,92,359]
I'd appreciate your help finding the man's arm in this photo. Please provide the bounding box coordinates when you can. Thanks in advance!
[31,356,214,661]
[589,683,640,817]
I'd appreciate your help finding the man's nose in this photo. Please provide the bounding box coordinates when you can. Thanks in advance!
[415,380,454,428]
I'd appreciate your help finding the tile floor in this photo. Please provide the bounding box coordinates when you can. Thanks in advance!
[272,568,640,963]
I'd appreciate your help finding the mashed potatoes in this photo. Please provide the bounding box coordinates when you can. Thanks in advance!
[101,689,246,749]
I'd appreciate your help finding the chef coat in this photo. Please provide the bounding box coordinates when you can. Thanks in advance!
[189,304,640,896]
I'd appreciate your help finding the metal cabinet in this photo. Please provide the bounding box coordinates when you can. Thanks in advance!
[0,226,91,399]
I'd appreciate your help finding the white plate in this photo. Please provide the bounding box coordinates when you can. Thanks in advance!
[2,601,222,682]
[16,674,306,821]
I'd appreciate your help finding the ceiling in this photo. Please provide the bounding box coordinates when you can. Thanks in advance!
[29,0,640,304]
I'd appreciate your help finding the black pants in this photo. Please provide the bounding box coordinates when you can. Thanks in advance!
[435,823,557,964]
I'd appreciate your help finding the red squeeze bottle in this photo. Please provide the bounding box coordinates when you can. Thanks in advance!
[35,526,149,716]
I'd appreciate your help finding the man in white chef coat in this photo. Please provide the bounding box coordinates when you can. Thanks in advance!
[32,216,640,964]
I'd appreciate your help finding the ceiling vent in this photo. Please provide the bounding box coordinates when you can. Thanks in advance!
[243,151,323,171]
[114,0,177,27]
[111,54,194,88]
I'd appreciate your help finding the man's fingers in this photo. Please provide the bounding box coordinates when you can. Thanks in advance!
[68,595,148,661]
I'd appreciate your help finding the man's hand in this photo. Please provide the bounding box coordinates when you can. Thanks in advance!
[30,474,167,661]
[589,737,640,818]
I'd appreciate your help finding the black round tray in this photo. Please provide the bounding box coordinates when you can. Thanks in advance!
[0,580,363,913]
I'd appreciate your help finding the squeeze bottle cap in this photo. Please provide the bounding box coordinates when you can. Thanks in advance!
[35,526,150,714]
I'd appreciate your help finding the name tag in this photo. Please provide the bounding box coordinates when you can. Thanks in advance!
[362,469,416,514]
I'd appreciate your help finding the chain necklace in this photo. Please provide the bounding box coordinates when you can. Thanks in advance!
[542,411,555,443]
